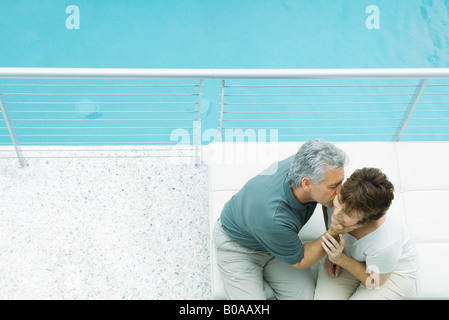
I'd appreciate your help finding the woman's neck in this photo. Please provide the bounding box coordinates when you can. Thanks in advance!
[349,215,387,240]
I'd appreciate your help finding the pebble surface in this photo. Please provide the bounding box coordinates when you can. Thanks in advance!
[0,147,211,299]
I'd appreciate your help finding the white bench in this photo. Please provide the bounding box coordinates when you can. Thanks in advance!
[207,141,449,299]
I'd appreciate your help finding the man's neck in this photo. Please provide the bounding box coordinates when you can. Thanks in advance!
[291,187,312,205]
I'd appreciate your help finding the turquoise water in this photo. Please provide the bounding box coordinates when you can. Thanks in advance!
[0,0,448,144]
[1,0,448,69]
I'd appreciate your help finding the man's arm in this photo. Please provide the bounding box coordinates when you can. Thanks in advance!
[292,223,361,270]
[292,232,328,269]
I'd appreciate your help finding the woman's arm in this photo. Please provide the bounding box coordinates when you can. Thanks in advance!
[321,233,391,288]
[332,253,391,288]
[292,223,362,270]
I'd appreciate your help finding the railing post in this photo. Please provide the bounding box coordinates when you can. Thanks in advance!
[195,80,203,165]
[218,80,225,141]
[0,93,27,167]
[393,79,427,141]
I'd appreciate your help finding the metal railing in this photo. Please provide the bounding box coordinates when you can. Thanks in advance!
[1,67,449,167]
[218,77,449,141]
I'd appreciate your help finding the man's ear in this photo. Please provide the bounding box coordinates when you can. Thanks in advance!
[301,177,311,191]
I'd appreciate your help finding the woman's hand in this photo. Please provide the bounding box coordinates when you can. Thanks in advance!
[321,233,345,265]
[323,257,341,278]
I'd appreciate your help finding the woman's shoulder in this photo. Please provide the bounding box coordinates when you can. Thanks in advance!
[364,215,406,251]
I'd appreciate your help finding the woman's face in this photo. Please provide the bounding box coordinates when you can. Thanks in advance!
[331,195,363,227]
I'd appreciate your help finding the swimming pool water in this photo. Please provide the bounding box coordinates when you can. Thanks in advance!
[0,0,448,145]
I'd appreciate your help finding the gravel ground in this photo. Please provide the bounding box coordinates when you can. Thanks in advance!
[0,146,211,299]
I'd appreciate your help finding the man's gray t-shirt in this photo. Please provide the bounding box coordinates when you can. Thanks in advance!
[220,156,317,265]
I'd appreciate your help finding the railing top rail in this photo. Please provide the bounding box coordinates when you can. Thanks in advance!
[1,67,449,80]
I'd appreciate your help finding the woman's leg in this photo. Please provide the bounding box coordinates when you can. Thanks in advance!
[314,262,360,300]
[350,273,416,300]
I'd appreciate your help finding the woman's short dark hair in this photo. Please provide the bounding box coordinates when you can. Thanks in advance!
[340,167,395,224]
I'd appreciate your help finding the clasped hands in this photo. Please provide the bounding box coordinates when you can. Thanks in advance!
[321,233,345,278]
[321,222,361,278]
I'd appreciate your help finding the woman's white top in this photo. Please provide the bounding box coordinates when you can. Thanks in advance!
[327,207,419,276]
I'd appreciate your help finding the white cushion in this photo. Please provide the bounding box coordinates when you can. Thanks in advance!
[414,243,449,298]
[388,192,407,225]
[208,141,449,299]
[396,142,449,192]
[334,142,401,189]
[207,142,300,191]
[209,190,238,226]
[402,190,449,243]
[298,205,326,242]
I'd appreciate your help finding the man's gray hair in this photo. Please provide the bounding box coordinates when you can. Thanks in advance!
[286,140,348,187]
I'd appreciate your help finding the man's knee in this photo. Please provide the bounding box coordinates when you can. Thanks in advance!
[284,272,315,300]
[270,268,315,300]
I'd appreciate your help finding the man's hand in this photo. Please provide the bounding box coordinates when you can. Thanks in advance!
[321,233,345,265]
[323,257,341,278]
[328,222,362,237]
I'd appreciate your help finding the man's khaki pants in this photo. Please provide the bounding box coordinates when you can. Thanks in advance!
[213,221,315,300]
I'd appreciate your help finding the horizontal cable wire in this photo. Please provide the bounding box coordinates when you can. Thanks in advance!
[1,93,197,96]
[9,126,192,129]
[5,101,198,105]
[0,141,191,145]
[223,102,412,105]
[222,118,404,121]
[223,110,406,114]
[0,78,202,160]
[1,72,448,165]
[7,111,196,113]
[225,93,417,97]
[0,148,195,152]
[220,77,449,142]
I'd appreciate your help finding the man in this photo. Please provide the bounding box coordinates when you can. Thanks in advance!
[213,139,361,299]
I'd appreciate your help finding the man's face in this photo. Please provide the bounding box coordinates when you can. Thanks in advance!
[308,166,344,208]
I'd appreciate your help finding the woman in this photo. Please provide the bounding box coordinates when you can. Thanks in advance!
[314,167,419,300]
